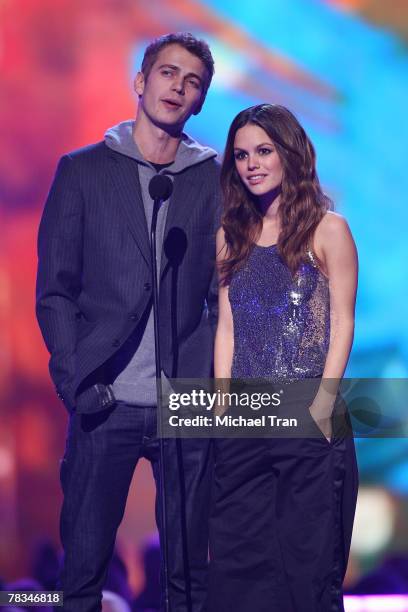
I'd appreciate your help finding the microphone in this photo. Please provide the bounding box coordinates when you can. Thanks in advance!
[149,174,173,202]
[149,174,173,238]
[147,172,174,612]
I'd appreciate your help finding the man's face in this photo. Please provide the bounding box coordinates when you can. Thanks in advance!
[135,44,209,132]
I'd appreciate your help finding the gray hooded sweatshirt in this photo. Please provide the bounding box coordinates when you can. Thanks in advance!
[104,120,217,406]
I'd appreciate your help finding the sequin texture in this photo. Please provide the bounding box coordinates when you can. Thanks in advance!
[228,244,330,379]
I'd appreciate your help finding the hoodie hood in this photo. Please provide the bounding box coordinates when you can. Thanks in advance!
[104,119,217,173]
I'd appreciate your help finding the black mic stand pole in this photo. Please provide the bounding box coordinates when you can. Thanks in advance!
[149,175,173,612]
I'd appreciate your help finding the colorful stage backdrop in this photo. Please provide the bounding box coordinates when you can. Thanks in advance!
[1,0,407,590]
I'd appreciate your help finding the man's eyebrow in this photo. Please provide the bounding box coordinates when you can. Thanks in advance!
[158,64,203,83]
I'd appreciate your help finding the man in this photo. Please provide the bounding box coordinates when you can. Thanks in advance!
[36,32,220,612]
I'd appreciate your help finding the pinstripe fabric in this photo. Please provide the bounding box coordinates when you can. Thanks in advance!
[36,142,221,413]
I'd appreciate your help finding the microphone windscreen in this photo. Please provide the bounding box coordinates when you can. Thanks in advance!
[148,174,173,201]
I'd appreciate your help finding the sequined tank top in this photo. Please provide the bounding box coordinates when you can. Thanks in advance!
[229,244,330,379]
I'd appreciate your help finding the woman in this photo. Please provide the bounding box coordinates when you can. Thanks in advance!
[208,104,358,612]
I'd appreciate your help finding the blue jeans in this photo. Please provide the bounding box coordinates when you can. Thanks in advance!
[58,401,213,612]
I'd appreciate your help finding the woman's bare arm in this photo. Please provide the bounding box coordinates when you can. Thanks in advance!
[214,227,234,379]
[310,212,358,438]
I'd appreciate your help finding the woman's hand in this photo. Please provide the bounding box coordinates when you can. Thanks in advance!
[309,403,333,442]
[308,386,336,442]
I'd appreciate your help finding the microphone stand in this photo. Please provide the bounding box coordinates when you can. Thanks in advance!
[150,186,171,612]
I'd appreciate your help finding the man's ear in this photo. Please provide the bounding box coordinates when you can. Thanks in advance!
[134,71,145,98]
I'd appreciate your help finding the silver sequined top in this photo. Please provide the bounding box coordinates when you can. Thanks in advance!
[229,244,330,379]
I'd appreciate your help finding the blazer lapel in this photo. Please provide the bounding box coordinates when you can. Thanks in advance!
[107,150,151,267]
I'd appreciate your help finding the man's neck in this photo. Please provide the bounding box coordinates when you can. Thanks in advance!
[132,111,182,164]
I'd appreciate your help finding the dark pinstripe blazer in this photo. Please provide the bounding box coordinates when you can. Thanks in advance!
[36,142,221,413]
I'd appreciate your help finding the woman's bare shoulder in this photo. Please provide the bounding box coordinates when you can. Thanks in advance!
[313,212,356,269]
[315,211,352,244]
[319,210,349,232]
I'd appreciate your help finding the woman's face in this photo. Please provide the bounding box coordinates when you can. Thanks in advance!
[233,123,283,197]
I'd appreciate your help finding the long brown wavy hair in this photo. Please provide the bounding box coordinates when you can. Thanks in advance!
[219,104,332,282]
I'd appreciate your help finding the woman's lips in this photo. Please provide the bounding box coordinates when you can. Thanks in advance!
[247,175,266,185]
